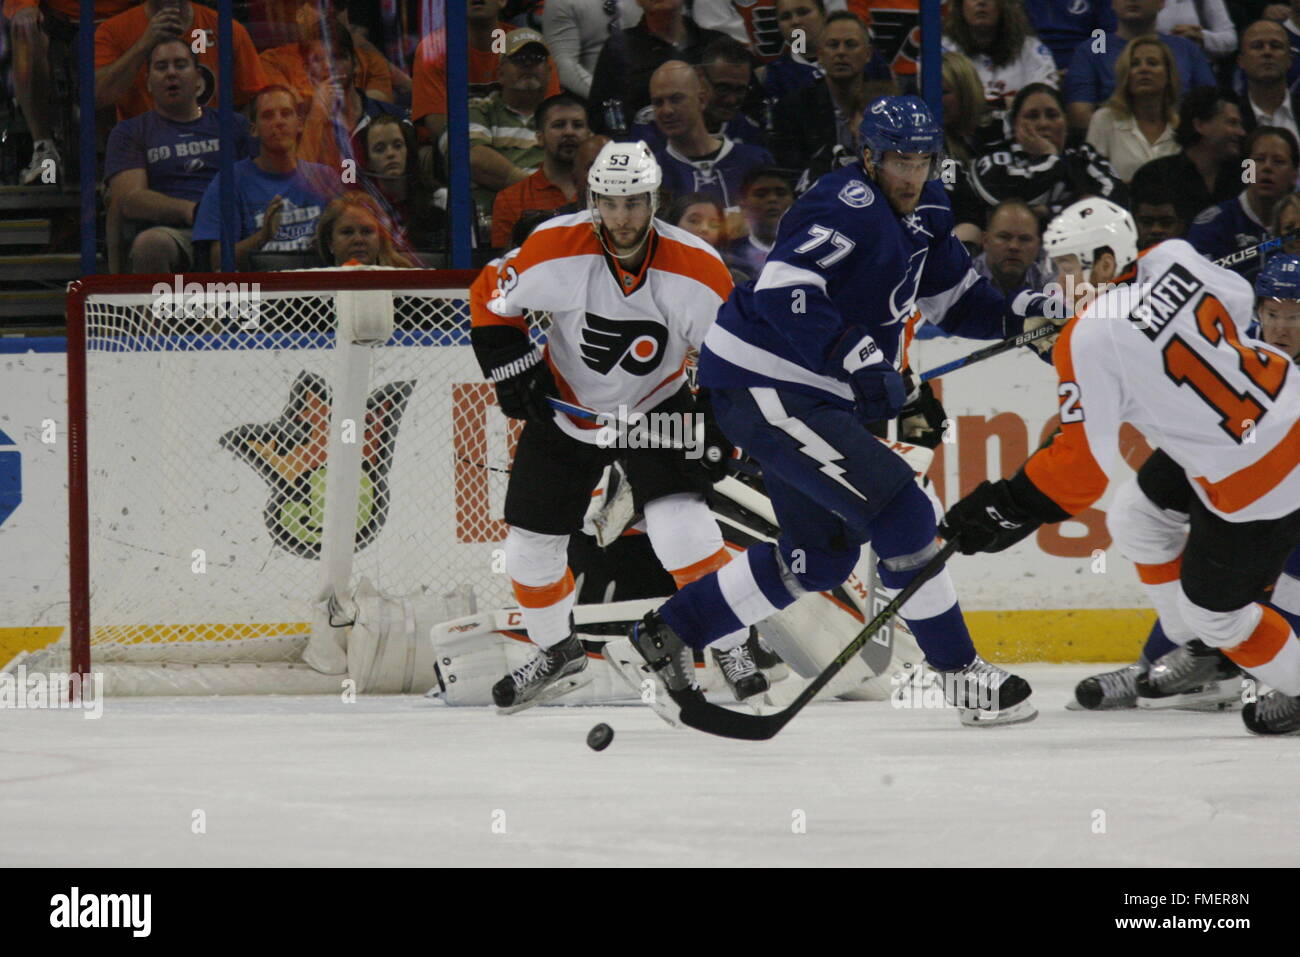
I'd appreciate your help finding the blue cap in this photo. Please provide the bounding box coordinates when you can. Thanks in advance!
[1256,253,1300,299]
[858,95,944,178]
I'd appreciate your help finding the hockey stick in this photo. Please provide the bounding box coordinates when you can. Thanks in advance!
[671,538,960,741]
[918,325,1055,382]
[918,230,1300,383]
[544,396,761,478]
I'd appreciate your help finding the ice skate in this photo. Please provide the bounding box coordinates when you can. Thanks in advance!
[711,639,769,701]
[938,655,1037,727]
[1242,690,1300,735]
[1136,641,1243,711]
[491,635,591,714]
[602,611,706,729]
[1071,662,1145,711]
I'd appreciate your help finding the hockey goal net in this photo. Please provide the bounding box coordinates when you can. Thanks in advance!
[58,267,527,693]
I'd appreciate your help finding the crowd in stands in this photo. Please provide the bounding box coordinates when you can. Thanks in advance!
[7,0,1300,284]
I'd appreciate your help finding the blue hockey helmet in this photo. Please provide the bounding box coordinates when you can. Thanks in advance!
[1255,253,1300,300]
[858,95,944,179]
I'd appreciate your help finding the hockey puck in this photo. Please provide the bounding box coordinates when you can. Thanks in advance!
[586,722,614,751]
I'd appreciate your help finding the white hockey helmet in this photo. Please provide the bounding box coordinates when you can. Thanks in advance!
[588,140,661,208]
[1043,197,1138,276]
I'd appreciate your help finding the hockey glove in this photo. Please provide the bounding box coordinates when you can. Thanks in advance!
[1022,315,1069,357]
[939,471,1072,554]
[897,379,948,449]
[833,332,906,424]
[694,389,736,483]
[939,479,1042,554]
[487,341,557,422]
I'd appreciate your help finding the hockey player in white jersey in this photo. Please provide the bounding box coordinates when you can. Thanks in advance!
[469,141,767,712]
[1072,252,1300,712]
[941,198,1300,735]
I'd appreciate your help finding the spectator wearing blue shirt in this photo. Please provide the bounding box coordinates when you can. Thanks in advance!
[971,199,1057,298]
[104,38,254,273]
[1064,0,1217,132]
[1188,124,1299,278]
[647,60,774,214]
[1022,0,1117,71]
[193,85,343,271]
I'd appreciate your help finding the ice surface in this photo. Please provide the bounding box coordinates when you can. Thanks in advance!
[2,665,1296,867]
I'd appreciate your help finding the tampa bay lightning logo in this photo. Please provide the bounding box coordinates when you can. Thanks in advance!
[885,248,928,325]
[1068,0,1089,14]
[838,180,874,208]
[579,313,669,375]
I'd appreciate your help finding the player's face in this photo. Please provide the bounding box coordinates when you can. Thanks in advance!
[873,151,932,215]
[147,42,200,109]
[596,193,654,253]
[1127,44,1167,97]
[365,123,407,176]
[1259,299,1300,358]
[678,202,723,248]
[329,208,382,265]
[1134,202,1183,248]
[539,106,589,163]
[776,0,824,47]
[1247,134,1297,202]
[819,20,872,80]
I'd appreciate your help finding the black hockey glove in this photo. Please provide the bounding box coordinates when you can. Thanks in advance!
[693,388,736,483]
[939,479,1040,554]
[897,380,948,449]
[939,471,1071,554]
[487,341,557,422]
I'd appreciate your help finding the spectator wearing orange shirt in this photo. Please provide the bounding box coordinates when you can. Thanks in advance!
[490,93,590,248]
[259,5,393,105]
[94,0,269,121]
[411,0,561,144]
[296,27,405,170]
[6,0,136,184]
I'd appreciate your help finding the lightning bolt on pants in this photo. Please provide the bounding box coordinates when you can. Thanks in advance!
[656,387,980,670]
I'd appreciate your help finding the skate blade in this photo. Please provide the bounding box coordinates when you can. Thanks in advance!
[495,669,593,716]
[1136,678,1243,711]
[958,700,1038,727]
[600,638,687,729]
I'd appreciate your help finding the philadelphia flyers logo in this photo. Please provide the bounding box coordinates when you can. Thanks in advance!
[578,313,668,375]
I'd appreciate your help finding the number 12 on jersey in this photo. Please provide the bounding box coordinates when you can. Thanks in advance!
[1162,294,1289,443]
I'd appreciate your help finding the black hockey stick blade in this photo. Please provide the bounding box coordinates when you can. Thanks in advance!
[673,539,960,741]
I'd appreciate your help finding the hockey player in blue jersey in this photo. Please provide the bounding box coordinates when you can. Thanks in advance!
[623,95,1056,727]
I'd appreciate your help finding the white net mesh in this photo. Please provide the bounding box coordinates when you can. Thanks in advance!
[76,273,526,662]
